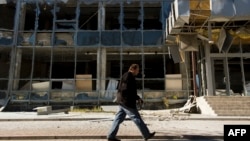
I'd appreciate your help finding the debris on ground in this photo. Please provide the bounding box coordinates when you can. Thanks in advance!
[171,95,199,113]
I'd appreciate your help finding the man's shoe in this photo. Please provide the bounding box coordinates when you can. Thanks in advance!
[145,132,155,141]
[107,138,121,141]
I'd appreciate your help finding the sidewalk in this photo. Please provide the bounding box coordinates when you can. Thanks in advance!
[0,110,249,140]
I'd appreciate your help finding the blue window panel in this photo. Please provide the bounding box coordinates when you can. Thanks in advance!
[101,31,121,46]
[122,31,141,46]
[77,31,99,46]
[0,37,12,45]
[143,30,163,46]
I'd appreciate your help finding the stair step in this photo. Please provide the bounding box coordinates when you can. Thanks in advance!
[206,99,250,102]
[215,110,250,116]
[207,103,250,107]
[206,102,250,104]
[212,107,250,110]
[217,113,250,116]
[202,96,250,116]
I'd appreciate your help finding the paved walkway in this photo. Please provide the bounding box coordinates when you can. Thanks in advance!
[0,110,249,140]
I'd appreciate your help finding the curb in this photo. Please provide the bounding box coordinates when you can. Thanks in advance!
[0,117,114,121]
[1,117,250,121]
[187,117,250,120]
[0,135,224,140]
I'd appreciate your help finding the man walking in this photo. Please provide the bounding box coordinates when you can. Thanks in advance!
[107,64,155,141]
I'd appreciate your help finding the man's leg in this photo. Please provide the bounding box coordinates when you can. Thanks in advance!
[121,105,151,139]
[107,105,126,139]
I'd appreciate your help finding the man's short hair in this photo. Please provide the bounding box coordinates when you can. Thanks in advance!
[129,64,139,71]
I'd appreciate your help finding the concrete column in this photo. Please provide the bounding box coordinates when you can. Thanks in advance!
[98,2,105,31]
[200,42,207,96]
[205,42,214,96]
[192,51,198,96]
[19,3,26,30]
[205,22,215,96]
[8,0,22,92]
[13,49,22,90]
[97,48,106,98]
[223,58,230,95]
[97,1,106,98]
[12,2,26,90]
[101,48,106,98]
[179,52,190,97]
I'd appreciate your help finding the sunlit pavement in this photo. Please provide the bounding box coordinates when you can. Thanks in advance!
[0,110,249,141]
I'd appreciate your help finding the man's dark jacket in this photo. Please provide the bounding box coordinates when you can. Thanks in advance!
[116,71,140,108]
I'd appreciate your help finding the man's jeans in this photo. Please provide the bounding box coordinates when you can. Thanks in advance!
[107,105,150,139]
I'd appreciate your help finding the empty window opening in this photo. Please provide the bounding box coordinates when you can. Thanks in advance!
[79,3,98,30]
[143,3,162,30]
[123,1,141,30]
[105,5,120,30]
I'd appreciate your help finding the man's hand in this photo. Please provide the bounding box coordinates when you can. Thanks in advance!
[137,98,144,110]
[138,98,143,104]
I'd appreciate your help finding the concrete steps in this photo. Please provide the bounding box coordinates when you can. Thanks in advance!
[204,96,250,116]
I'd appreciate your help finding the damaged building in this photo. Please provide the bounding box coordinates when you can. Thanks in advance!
[0,0,250,112]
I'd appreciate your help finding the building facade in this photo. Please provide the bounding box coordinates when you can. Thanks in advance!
[0,0,250,111]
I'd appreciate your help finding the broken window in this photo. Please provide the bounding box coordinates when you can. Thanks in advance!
[75,48,97,100]
[23,3,36,30]
[105,4,120,30]
[55,1,77,30]
[38,3,53,30]
[0,3,15,29]
[0,3,15,46]
[143,2,162,30]
[123,1,141,30]
[0,49,11,100]
[79,2,98,30]
[2,0,182,105]
[0,3,15,99]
